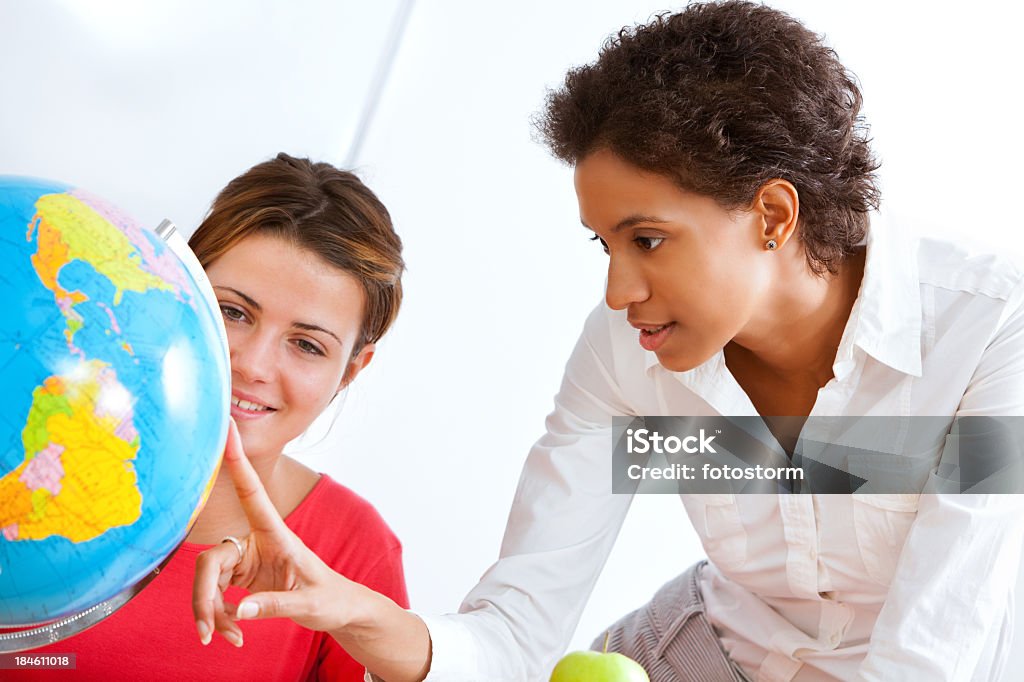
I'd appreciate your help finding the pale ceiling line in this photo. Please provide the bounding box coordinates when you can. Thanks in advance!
[344,0,417,168]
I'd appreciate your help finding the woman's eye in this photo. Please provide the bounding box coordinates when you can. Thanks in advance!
[589,234,609,254]
[635,236,664,251]
[295,339,325,356]
[220,305,246,323]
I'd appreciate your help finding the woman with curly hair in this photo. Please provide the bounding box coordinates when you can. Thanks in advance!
[192,3,1024,680]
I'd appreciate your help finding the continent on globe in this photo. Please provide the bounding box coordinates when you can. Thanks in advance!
[27,192,188,352]
[0,359,142,543]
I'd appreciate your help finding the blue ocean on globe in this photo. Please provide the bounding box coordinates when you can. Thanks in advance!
[0,175,230,627]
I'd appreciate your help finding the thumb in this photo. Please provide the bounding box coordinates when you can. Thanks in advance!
[235,591,306,621]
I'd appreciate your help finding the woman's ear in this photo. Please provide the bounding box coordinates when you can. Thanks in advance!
[336,343,376,394]
[752,179,799,249]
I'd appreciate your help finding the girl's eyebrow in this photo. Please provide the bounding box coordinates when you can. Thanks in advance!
[215,286,261,311]
[293,322,342,346]
[214,286,342,346]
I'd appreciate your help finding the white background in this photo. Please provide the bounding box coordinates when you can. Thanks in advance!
[3,0,1023,672]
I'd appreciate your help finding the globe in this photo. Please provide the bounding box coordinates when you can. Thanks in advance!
[0,176,230,646]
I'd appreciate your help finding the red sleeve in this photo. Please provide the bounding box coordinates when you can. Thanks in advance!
[359,544,410,610]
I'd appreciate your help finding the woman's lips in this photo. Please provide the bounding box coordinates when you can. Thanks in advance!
[638,322,675,351]
[230,393,276,420]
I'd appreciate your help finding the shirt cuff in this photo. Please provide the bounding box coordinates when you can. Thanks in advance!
[364,612,480,682]
[419,612,480,681]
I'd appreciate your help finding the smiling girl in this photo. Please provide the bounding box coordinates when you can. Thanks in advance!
[12,153,408,681]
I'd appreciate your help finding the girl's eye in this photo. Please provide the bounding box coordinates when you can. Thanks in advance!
[589,234,609,254]
[635,236,664,251]
[220,305,246,323]
[295,339,325,356]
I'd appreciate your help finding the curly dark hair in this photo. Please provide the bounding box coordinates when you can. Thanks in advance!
[537,0,881,275]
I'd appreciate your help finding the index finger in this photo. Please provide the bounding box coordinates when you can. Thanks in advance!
[222,418,287,533]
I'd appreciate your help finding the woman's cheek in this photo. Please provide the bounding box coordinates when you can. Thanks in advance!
[293,365,342,410]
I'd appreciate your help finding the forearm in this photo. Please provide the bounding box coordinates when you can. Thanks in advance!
[330,583,432,682]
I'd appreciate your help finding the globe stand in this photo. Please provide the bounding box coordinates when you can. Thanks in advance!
[0,545,175,653]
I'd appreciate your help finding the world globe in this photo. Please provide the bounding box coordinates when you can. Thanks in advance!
[0,176,230,648]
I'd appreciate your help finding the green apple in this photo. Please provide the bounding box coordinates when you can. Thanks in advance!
[549,650,651,682]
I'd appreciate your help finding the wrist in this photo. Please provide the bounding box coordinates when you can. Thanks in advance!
[328,583,419,650]
[328,577,389,636]
[328,593,432,682]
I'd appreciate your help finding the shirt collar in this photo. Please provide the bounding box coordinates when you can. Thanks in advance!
[642,216,923,381]
[844,216,922,377]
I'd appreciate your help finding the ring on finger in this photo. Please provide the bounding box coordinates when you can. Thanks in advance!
[221,535,244,562]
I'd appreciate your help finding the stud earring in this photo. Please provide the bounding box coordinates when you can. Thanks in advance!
[765,239,778,251]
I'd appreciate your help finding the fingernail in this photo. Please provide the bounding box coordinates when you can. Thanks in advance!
[196,620,211,646]
[236,601,259,619]
[224,630,244,648]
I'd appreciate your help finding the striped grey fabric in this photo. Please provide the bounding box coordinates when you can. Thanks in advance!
[592,561,750,682]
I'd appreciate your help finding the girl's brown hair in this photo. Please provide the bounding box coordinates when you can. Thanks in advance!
[189,153,404,352]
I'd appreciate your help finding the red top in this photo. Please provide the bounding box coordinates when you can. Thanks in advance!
[8,475,408,681]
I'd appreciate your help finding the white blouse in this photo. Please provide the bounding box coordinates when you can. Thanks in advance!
[411,222,1024,681]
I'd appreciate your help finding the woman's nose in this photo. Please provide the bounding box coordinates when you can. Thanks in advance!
[605,257,650,311]
[230,332,277,384]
